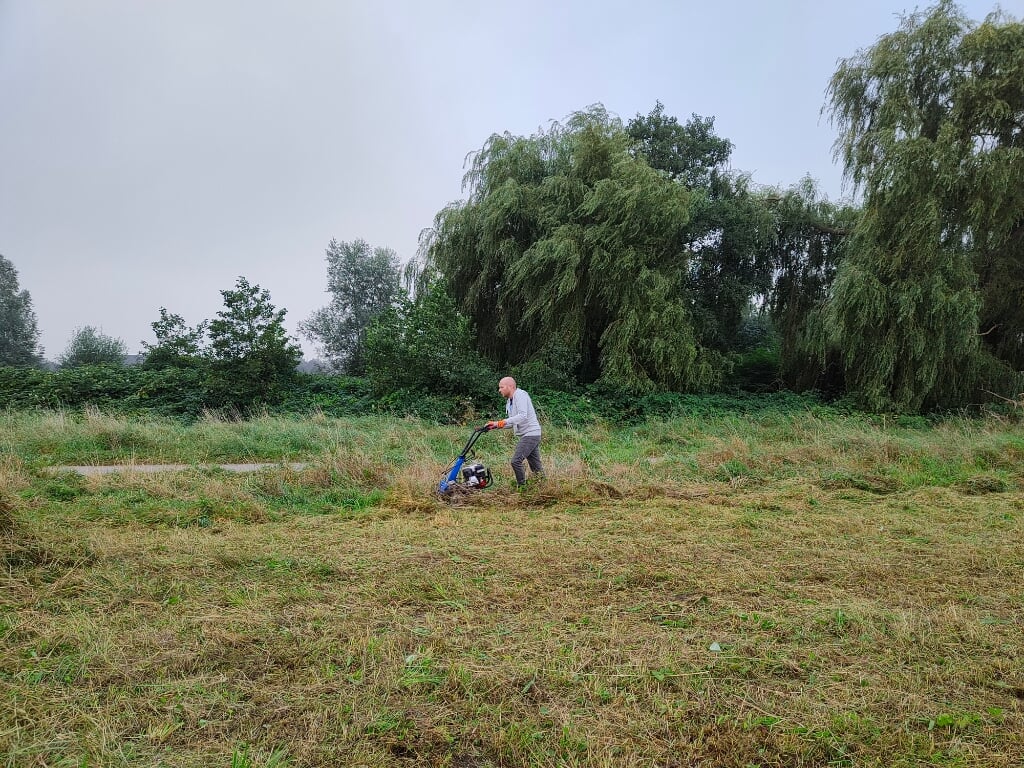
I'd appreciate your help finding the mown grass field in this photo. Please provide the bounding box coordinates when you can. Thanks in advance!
[2,402,1023,767]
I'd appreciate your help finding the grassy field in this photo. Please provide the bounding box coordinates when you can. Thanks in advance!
[2,403,1023,767]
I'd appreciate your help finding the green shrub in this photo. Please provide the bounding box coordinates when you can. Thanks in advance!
[0,365,207,417]
[731,346,781,393]
[364,286,498,404]
[370,389,484,424]
[276,375,375,417]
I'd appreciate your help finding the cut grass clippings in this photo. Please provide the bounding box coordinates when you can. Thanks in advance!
[1,405,1022,766]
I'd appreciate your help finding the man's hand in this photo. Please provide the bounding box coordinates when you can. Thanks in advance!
[486,420,506,430]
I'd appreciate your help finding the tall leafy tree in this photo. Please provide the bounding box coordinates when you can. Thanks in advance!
[58,326,128,368]
[426,105,721,392]
[0,254,43,366]
[141,308,208,369]
[761,178,859,390]
[364,280,494,398]
[626,102,732,189]
[207,277,302,408]
[627,104,862,389]
[627,104,776,355]
[300,238,402,374]
[825,1,1024,410]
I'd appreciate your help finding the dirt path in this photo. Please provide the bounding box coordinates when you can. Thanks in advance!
[46,463,309,476]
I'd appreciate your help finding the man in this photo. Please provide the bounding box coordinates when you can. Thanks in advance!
[486,376,543,487]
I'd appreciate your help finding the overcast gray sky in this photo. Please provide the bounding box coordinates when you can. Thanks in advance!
[0,0,1005,359]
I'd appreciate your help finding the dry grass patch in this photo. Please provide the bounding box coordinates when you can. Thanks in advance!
[2,409,1023,766]
[4,480,1022,766]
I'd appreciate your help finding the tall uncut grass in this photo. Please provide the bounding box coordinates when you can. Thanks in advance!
[2,402,1022,766]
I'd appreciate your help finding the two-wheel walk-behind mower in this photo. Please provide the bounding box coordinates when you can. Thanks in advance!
[438,424,495,497]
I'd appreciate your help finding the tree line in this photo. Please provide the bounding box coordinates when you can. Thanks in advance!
[2,1,1021,414]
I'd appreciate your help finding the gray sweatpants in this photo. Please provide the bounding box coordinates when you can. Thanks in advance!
[511,434,543,486]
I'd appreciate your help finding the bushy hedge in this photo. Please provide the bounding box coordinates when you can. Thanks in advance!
[0,365,829,424]
[0,366,206,417]
[275,375,375,417]
[534,385,830,426]
[0,367,381,420]
[0,366,492,423]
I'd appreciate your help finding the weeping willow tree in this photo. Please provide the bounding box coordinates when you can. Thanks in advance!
[760,178,859,391]
[824,1,1024,411]
[424,106,724,392]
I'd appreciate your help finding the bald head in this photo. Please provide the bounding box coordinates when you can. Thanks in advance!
[498,377,517,398]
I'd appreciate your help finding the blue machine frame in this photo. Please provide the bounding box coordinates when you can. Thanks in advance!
[438,424,493,494]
